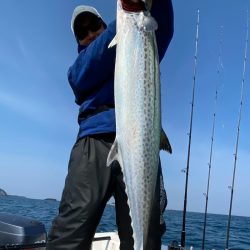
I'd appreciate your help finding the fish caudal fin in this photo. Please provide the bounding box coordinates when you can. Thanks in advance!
[160,129,172,154]
[107,139,119,167]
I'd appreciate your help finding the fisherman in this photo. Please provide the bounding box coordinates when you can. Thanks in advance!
[46,0,173,249]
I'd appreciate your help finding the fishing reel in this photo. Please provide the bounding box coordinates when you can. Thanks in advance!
[168,240,184,250]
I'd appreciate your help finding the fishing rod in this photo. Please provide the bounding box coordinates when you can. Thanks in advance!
[225,10,249,250]
[180,9,200,249]
[201,26,223,250]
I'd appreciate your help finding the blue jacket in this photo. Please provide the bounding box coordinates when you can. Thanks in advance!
[68,0,174,140]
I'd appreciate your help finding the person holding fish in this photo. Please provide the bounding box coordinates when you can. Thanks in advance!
[46,0,173,249]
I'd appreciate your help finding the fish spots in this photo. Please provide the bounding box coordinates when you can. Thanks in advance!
[114,9,161,248]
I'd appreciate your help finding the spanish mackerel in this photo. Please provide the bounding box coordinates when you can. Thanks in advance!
[107,0,169,249]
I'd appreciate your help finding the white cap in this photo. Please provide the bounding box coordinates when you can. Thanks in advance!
[71,5,102,35]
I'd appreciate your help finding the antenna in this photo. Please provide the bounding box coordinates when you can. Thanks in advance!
[180,8,200,248]
[201,26,223,250]
[225,10,249,250]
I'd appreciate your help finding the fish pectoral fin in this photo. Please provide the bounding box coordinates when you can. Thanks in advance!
[160,128,172,154]
[106,139,119,167]
[138,12,158,32]
[108,35,118,48]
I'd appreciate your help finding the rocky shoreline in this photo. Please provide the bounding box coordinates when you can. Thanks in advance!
[0,190,58,201]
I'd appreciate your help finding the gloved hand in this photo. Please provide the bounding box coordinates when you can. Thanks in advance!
[120,0,146,12]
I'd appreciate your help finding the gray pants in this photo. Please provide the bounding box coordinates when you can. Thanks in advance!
[46,134,165,250]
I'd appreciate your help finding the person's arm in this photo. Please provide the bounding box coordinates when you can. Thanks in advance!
[151,0,174,62]
[68,21,116,105]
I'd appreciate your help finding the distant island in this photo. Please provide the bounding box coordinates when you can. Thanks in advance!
[0,188,7,196]
[44,198,57,202]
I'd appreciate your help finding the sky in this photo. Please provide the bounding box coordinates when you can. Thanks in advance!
[0,0,250,217]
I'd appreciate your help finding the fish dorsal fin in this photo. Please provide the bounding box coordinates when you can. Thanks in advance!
[107,139,119,167]
[160,128,172,154]
[108,35,118,48]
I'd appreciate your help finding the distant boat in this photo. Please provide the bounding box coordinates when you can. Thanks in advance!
[0,188,7,196]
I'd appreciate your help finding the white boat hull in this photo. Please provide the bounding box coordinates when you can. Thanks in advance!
[92,232,168,250]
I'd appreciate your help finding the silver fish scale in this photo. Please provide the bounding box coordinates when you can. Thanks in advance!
[113,3,161,249]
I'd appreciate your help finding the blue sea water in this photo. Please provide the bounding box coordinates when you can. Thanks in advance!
[0,195,249,249]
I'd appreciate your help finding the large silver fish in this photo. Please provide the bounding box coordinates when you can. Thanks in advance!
[107,1,171,249]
